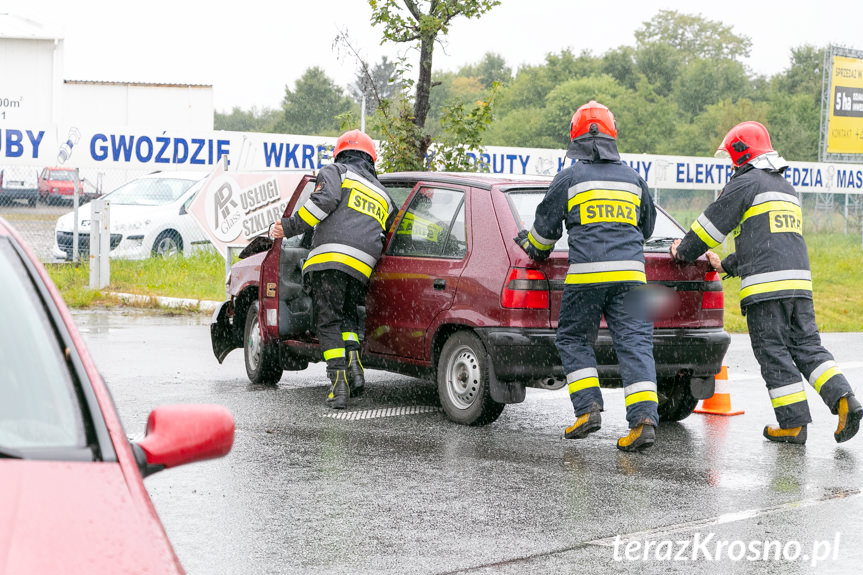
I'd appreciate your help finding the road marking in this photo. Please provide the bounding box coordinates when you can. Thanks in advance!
[324,405,442,420]
[587,488,860,546]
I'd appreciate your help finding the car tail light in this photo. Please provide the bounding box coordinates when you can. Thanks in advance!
[502,267,549,309]
[701,270,724,309]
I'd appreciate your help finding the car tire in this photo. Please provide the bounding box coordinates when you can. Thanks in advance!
[243,301,283,385]
[657,375,699,422]
[437,331,505,426]
[152,230,183,258]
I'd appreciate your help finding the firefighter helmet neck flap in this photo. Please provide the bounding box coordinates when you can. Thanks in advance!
[566,100,621,161]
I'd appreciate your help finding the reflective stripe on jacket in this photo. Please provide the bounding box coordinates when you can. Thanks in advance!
[528,160,655,286]
[676,164,811,308]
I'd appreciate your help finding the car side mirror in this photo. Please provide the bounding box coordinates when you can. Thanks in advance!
[133,404,235,478]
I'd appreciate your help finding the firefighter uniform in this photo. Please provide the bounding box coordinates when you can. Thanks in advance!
[518,102,659,449]
[675,157,855,432]
[279,144,395,407]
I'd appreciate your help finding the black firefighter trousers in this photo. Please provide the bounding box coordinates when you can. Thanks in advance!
[309,269,366,369]
[746,297,853,428]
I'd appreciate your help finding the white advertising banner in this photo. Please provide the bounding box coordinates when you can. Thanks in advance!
[2,123,863,194]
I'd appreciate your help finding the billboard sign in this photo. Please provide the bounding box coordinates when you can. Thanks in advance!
[822,47,863,161]
[186,160,309,253]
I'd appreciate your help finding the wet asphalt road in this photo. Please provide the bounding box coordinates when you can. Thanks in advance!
[73,309,863,575]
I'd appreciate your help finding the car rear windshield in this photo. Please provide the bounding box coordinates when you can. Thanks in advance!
[105,177,197,206]
[506,188,684,251]
[0,239,87,451]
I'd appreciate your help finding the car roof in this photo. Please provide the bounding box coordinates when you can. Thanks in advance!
[135,170,209,181]
[379,171,552,191]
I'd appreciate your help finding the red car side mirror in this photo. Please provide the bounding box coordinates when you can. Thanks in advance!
[135,404,234,475]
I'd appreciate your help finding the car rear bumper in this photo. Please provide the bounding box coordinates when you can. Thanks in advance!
[1,188,38,201]
[477,326,731,384]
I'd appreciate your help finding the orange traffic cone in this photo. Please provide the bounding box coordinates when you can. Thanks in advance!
[694,366,744,416]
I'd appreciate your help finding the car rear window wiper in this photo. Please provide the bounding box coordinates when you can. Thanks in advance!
[0,444,25,459]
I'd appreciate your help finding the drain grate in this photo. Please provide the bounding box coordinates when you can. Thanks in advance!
[324,405,442,420]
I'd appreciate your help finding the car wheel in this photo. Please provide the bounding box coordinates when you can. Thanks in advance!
[243,301,283,385]
[152,230,183,257]
[437,331,505,426]
[657,375,699,422]
[28,197,37,207]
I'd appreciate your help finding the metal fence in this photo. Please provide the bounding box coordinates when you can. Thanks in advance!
[2,163,862,266]
[0,163,214,263]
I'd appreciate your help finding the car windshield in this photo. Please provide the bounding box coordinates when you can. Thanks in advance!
[507,188,684,250]
[0,239,86,450]
[49,170,75,182]
[105,176,197,206]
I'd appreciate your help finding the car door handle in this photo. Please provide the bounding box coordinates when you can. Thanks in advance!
[433,279,446,290]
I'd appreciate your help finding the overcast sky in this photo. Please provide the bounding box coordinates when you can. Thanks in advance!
[9,1,863,112]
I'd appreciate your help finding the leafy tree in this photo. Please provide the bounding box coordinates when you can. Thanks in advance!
[634,10,752,63]
[369,0,501,166]
[672,98,768,156]
[674,59,750,118]
[281,67,356,136]
[613,77,678,154]
[602,46,639,91]
[350,56,401,117]
[539,74,627,150]
[215,106,283,133]
[458,52,512,88]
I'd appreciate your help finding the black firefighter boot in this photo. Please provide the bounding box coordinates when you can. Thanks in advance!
[347,349,365,397]
[326,365,350,410]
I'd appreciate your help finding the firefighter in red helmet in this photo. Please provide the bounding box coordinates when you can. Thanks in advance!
[516,100,660,452]
[272,129,395,409]
[672,121,862,444]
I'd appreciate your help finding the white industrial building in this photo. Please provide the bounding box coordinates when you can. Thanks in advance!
[0,12,213,130]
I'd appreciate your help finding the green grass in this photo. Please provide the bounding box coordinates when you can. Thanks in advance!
[712,233,863,333]
[46,250,230,310]
[46,234,863,332]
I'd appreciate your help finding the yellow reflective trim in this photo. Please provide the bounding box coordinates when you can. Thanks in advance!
[348,188,388,229]
[625,391,658,406]
[565,270,646,284]
[771,390,808,408]
[342,332,359,342]
[343,177,389,208]
[691,220,720,248]
[528,232,553,251]
[567,189,641,212]
[568,377,600,394]
[741,201,800,223]
[323,348,345,361]
[813,366,842,393]
[739,279,812,300]
[303,252,374,278]
[298,206,320,227]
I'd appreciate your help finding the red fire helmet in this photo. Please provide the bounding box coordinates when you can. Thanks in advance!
[333,129,377,163]
[570,100,618,140]
[716,121,774,167]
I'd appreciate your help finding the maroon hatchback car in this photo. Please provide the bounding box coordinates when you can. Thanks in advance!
[211,172,730,426]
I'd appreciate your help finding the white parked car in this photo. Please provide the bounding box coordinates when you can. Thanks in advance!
[53,171,211,260]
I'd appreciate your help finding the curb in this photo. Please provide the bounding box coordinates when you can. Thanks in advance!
[109,292,222,313]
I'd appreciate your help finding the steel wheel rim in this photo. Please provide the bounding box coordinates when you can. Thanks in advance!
[156,236,179,257]
[247,314,262,371]
[445,345,480,410]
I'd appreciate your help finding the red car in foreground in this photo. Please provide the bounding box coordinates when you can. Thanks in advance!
[211,172,730,426]
[0,216,235,574]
